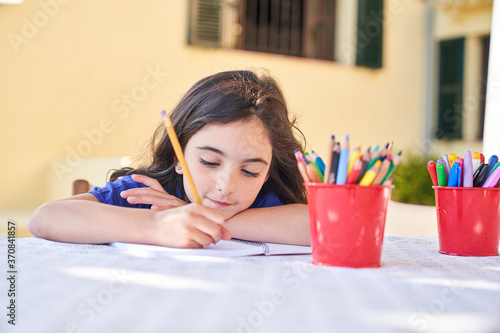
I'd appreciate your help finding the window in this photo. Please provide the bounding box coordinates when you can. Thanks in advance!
[478,35,490,140]
[435,38,465,140]
[192,0,388,65]
[355,0,383,68]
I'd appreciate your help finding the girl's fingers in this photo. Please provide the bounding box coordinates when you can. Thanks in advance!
[151,204,230,248]
[190,228,216,247]
[126,193,185,208]
[121,187,186,209]
[221,226,232,240]
[130,174,166,193]
[190,204,226,225]
[192,218,228,244]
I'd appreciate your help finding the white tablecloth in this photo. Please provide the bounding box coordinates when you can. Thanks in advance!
[1,236,499,333]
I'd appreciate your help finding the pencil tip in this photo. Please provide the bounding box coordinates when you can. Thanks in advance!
[160,110,166,116]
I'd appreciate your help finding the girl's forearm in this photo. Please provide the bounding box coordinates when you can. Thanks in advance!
[224,204,310,246]
[28,195,154,244]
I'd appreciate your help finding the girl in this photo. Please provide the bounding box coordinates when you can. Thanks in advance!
[29,70,310,248]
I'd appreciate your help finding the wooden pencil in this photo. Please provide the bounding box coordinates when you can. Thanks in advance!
[161,110,202,204]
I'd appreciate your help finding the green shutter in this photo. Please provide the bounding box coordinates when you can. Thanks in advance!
[356,0,383,68]
[436,38,464,139]
[188,0,221,47]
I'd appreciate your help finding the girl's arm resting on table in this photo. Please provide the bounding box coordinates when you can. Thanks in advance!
[28,193,231,248]
[223,204,310,246]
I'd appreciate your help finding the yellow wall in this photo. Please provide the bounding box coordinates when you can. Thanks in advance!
[0,0,442,209]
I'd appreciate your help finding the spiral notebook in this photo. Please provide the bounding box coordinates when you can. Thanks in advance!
[110,238,311,258]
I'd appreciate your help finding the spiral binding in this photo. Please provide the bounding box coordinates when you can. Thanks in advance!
[230,238,270,255]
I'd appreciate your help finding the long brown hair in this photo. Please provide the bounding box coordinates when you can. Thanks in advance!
[111,70,307,204]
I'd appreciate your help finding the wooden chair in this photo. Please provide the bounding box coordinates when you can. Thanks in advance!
[72,179,91,196]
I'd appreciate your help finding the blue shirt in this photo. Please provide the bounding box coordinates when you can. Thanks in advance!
[89,175,283,209]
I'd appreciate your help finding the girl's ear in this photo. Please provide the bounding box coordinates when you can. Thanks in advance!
[175,162,184,175]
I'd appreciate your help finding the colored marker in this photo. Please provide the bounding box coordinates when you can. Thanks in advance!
[489,161,500,176]
[457,165,462,187]
[473,162,485,179]
[448,153,457,166]
[463,150,473,187]
[448,162,460,187]
[482,165,500,188]
[441,153,450,177]
[472,151,481,174]
[473,163,489,187]
[336,135,350,185]
[437,162,447,186]
[487,155,498,175]
[457,158,464,186]
[427,161,438,186]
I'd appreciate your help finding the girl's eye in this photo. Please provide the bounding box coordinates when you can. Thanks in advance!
[200,158,219,167]
[242,169,259,178]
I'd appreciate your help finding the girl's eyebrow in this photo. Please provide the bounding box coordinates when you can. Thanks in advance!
[196,145,269,165]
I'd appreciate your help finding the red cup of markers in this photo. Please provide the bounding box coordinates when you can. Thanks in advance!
[305,183,393,268]
[433,186,500,256]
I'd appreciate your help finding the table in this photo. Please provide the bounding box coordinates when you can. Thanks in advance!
[1,236,499,333]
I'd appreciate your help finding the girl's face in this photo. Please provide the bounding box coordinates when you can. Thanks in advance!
[178,118,272,220]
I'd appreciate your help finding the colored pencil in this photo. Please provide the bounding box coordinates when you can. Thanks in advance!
[346,158,362,184]
[381,150,401,184]
[323,135,335,183]
[347,142,362,175]
[359,160,382,186]
[328,142,340,184]
[304,156,322,183]
[372,156,392,185]
[311,151,326,174]
[295,150,311,183]
[356,147,371,184]
[336,135,350,185]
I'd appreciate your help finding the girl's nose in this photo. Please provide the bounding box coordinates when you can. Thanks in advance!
[216,171,236,195]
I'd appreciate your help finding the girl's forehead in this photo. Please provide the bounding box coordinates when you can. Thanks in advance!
[188,119,273,156]
[198,118,269,138]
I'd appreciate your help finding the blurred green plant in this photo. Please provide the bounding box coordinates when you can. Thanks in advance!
[391,152,437,206]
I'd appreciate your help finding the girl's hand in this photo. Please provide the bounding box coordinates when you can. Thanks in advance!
[121,174,187,211]
[150,204,232,248]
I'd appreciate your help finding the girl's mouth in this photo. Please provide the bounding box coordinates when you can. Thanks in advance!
[209,198,232,207]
